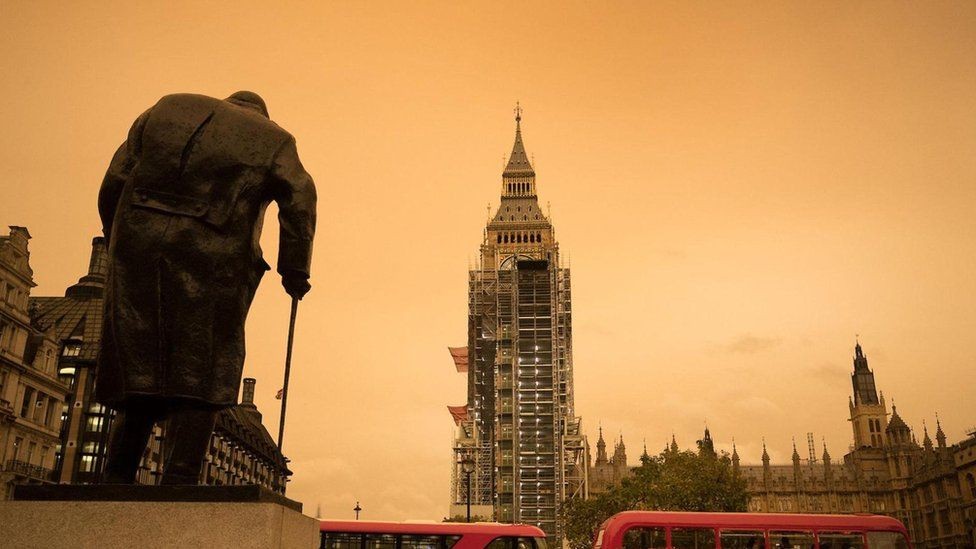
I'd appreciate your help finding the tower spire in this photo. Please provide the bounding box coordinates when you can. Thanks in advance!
[502,103,536,197]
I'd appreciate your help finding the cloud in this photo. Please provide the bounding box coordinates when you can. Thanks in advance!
[716,334,783,354]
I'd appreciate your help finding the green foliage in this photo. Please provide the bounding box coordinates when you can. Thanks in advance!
[563,449,747,549]
[442,514,492,523]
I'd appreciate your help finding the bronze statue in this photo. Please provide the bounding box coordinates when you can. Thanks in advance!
[96,91,316,484]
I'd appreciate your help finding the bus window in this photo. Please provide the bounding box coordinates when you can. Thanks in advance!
[365,534,396,549]
[865,532,909,549]
[402,535,446,549]
[770,531,815,549]
[622,527,665,549]
[517,537,537,549]
[818,532,864,548]
[487,537,515,549]
[719,530,764,548]
[323,532,362,549]
[445,536,461,548]
[671,528,716,549]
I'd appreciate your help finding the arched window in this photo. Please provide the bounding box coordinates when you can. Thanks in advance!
[968,474,976,498]
[497,234,502,244]
[529,234,535,243]
[516,234,522,243]
[536,233,541,241]
[523,215,528,221]
[503,234,509,243]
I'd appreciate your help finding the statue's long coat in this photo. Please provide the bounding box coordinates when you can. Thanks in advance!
[95,94,316,408]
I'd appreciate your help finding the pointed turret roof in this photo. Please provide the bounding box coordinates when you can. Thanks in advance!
[922,421,933,450]
[503,104,535,177]
[935,415,947,448]
[886,405,910,434]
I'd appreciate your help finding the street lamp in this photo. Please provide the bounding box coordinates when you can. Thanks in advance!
[354,501,362,520]
[460,456,476,522]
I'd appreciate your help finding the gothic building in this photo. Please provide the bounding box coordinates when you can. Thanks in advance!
[0,227,69,499]
[738,341,976,548]
[26,234,290,493]
[588,428,630,495]
[448,108,588,540]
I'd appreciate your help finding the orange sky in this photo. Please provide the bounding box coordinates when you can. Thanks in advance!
[1,1,975,521]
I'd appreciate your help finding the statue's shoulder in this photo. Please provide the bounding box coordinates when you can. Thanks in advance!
[155,93,222,110]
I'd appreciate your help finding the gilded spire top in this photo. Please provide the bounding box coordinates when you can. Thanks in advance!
[503,103,535,179]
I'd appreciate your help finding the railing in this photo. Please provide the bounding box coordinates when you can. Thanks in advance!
[4,459,54,481]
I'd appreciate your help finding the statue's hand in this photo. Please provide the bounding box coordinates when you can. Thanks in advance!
[282,273,311,300]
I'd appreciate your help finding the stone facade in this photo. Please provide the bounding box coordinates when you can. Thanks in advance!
[0,226,70,499]
[738,342,975,548]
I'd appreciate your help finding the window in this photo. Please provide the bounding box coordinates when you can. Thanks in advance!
[86,415,105,432]
[26,441,37,464]
[671,528,715,549]
[818,532,864,548]
[967,473,975,498]
[13,436,23,460]
[770,531,814,548]
[79,453,96,472]
[321,531,361,548]
[720,530,764,548]
[865,532,909,549]
[20,386,35,417]
[62,339,82,357]
[0,369,6,399]
[401,535,453,549]
[622,527,665,549]
[365,534,396,549]
[32,391,46,422]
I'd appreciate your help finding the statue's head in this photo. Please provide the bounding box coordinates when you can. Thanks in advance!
[225,91,269,118]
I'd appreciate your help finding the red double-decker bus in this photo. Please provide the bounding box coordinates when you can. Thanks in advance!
[320,520,549,549]
[593,511,911,549]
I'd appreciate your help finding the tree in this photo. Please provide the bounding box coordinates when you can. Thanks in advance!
[563,448,747,549]
[442,514,492,523]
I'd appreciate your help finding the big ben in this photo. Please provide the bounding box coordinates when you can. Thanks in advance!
[448,107,587,541]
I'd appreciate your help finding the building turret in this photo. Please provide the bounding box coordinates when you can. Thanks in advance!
[698,426,715,457]
[935,415,947,449]
[922,422,933,452]
[851,339,879,405]
[640,440,651,465]
[65,237,107,299]
[885,405,912,446]
[595,426,608,466]
[731,440,740,475]
[613,434,627,467]
[669,434,679,454]
[847,340,888,449]
[762,440,771,486]
[823,441,833,486]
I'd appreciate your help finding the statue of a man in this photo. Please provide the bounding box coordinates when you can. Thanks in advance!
[96,91,316,484]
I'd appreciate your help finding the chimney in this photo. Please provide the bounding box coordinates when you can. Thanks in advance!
[66,237,107,298]
[241,378,257,407]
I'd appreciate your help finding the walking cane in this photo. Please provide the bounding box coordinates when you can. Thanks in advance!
[277,297,299,452]
[272,297,299,493]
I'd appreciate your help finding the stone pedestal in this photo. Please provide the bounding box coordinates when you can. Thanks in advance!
[0,485,319,548]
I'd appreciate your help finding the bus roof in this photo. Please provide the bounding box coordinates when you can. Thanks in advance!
[599,511,908,533]
[319,520,546,537]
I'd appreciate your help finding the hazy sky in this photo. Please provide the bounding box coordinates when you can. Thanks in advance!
[2,1,974,520]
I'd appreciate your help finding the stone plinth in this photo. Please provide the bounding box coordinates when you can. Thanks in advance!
[1,485,319,548]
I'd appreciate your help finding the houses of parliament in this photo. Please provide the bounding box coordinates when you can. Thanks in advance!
[589,341,976,548]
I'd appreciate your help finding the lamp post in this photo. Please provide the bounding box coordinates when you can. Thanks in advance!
[460,456,476,522]
[354,501,362,520]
